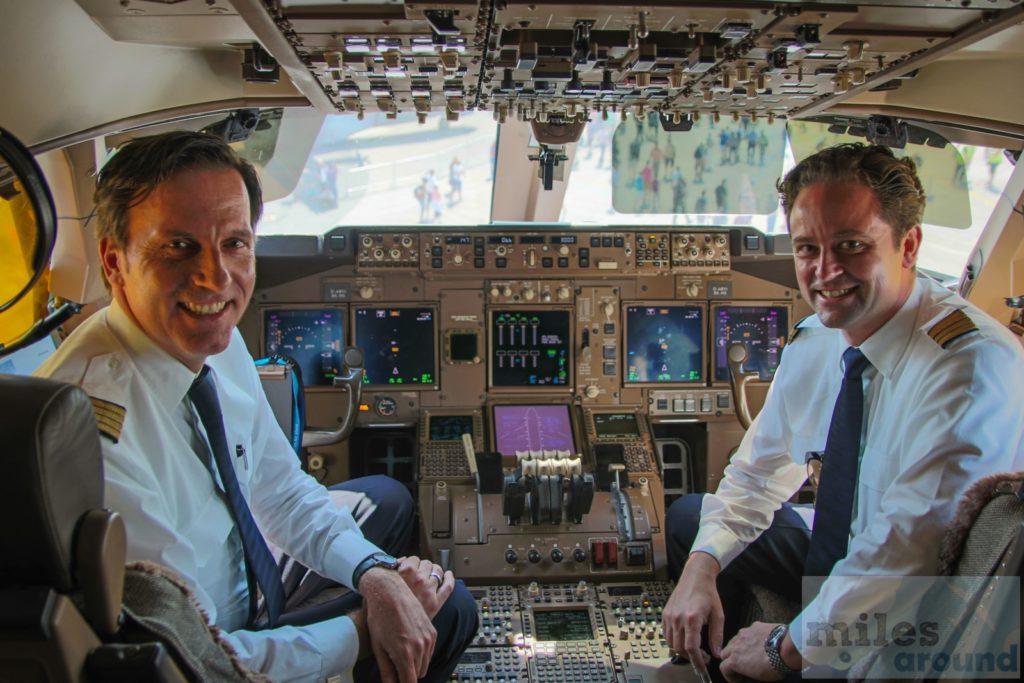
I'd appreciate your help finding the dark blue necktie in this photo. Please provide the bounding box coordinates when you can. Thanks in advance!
[804,347,872,578]
[189,366,285,628]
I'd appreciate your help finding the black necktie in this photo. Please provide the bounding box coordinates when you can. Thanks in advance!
[189,366,285,628]
[804,347,872,578]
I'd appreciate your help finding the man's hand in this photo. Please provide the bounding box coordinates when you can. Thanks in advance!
[720,621,783,683]
[398,556,454,619]
[358,563,437,683]
[662,551,724,679]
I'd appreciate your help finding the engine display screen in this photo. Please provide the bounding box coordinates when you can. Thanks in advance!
[354,307,436,387]
[712,305,788,382]
[624,305,705,384]
[490,309,571,387]
[429,415,475,441]
[492,404,576,456]
[593,412,640,438]
[263,308,344,386]
[532,608,595,641]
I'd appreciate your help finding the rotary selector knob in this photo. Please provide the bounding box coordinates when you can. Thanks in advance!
[685,283,700,297]
[401,235,413,248]
[551,548,564,563]
[495,245,507,256]
[602,302,616,319]
[715,235,727,246]
[584,385,600,399]
[490,286,501,298]
[504,549,518,564]
[452,253,464,265]
[523,288,536,301]
[572,547,587,563]
[361,235,374,248]
[359,286,374,299]
[557,286,571,301]
[502,286,513,297]
[390,248,402,259]
[703,246,715,257]
[689,247,699,258]
[527,548,541,564]
[558,245,570,256]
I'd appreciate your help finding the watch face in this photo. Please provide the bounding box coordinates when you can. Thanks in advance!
[374,552,400,569]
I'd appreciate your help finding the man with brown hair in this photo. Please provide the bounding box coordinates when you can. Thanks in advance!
[37,131,476,683]
[662,143,1024,681]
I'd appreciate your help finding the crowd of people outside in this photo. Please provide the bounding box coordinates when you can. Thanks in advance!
[414,156,466,224]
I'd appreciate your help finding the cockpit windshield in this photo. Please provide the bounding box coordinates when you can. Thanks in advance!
[259,112,497,235]
[256,109,1013,279]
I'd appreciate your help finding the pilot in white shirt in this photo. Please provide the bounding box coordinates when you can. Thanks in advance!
[661,143,1024,682]
[37,131,476,683]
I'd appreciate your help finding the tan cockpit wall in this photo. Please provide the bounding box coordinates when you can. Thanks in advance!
[0,0,303,151]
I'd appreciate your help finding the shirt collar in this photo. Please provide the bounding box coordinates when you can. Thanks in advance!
[107,299,202,410]
[857,277,924,380]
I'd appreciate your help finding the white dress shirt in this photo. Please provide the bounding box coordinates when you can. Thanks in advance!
[37,300,381,682]
[690,276,1024,665]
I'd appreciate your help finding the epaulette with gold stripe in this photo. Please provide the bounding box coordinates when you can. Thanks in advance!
[927,309,979,349]
[89,397,126,443]
[788,315,811,344]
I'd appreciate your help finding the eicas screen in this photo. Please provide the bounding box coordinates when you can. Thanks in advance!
[490,309,571,387]
[354,307,436,386]
[712,305,788,382]
[624,305,704,383]
[492,404,576,456]
[263,308,344,386]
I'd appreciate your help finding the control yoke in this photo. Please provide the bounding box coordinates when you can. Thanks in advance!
[302,346,365,447]
[727,342,756,429]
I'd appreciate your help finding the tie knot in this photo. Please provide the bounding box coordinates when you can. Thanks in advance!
[842,347,871,379]
[188,366,217,409]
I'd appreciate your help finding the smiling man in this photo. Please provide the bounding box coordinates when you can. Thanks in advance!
[661,143,1024,682]
[35,131,476,683]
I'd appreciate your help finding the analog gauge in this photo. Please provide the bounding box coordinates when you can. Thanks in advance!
[375,396,398,417]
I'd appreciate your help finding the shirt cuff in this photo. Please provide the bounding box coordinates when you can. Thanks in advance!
[323,530,384,588]
[305,614,361,680]
[690,526,744,570]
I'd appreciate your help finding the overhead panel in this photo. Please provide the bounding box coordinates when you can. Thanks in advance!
[76,1,1024,124]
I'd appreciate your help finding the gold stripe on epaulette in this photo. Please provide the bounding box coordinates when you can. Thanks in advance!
[928,309,979,349]
[788,315,811,344]
[89,397,125,443]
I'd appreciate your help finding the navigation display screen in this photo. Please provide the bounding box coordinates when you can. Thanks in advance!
[712,305,788,382]
[532,608,594,641]
[354,307,436,387]
[429,415,474,441]
[263,308,344,386]
[593,413,640,438]
[492,404,576,456]
[624,305,704,384]
[490,309,571,387]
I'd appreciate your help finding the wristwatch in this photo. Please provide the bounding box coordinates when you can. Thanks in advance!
[765,623,798,675]
[351,551,400,591]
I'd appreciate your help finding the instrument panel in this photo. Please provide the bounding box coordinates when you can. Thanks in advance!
[249,227,799,682]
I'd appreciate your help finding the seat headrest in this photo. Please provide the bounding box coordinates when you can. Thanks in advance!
[0,374,104,592]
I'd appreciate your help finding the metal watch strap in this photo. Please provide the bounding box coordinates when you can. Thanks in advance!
[765,624,798,675]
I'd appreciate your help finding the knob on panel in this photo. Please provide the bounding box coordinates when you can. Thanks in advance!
[504,548,518,564]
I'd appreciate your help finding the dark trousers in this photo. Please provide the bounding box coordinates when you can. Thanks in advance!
[277,475,477,683]
[666,493,811,641]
